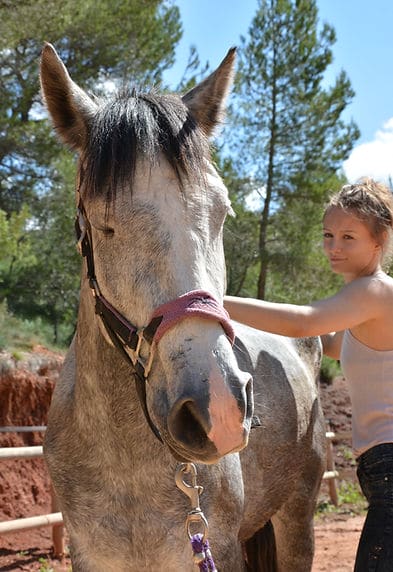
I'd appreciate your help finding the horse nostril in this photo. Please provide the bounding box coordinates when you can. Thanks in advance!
[233,373,253,420]
[169,400,208,449]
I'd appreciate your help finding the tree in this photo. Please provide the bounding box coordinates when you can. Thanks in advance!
[0,0,186,341]
[0,0,182,215]
[229,0,360,299]
[264,174,345,303]
[218,156,260,295]
[4,152,82,344]
[0,204,36,303]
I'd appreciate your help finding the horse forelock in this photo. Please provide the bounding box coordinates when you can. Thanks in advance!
[80,87,210,204]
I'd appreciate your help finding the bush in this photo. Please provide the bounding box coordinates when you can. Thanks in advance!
[338,480,367,509]
[320,355,342,384]
[0,300,68,352]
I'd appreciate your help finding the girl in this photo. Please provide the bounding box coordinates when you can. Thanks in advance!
[224,178,393,571]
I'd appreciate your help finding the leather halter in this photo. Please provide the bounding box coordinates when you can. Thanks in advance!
[75,199,235,443]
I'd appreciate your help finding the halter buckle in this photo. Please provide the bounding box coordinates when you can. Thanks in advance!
[130,328,155,379]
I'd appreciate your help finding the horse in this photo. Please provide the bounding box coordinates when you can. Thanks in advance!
[40,43,326,571]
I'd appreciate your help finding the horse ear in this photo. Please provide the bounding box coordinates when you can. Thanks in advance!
[182,47,236,136]
[40,42,97,151]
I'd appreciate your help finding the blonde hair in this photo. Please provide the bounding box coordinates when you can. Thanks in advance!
[325,177,393,266]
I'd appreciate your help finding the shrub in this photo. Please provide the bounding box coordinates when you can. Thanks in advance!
[320,355,342,384]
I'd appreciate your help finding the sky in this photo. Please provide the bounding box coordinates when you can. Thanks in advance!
[163,0,393,185]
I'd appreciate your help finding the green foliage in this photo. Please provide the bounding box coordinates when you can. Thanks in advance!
[0,0,181,85]
[315,498,335,515]
[263,174,346,303]
[0,0,364,350]
[38,557,54,572]
[0,0,182,215]
[337,445,356,466]
[0,300,68,351]
[219,156,260,295]
[11,349,23,362]
[320,356,342,384]
[0,205,32,265]
[0,205,36,303]
[6,153,81,344]
[316,480,367,516]
[338,480,366,509]
[0,0,185,340]
[226,0,360,300]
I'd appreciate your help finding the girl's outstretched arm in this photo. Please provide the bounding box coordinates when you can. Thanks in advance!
[224,278,382,339]
[224,295,314,337]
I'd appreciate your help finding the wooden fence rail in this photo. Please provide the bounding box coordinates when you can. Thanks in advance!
[0,512,63,534]
[0,446,43,460]
[0,428,64,557]
[0,426,47,433]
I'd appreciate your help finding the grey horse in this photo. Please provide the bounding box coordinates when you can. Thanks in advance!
[40,43,326,571]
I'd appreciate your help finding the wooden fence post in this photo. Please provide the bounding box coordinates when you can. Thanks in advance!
[325,425,339,506]
[50,484,65,558]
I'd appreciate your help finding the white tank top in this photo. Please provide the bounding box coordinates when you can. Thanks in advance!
[340,329,393,457]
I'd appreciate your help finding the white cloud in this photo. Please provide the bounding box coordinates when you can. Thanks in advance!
[343,118,393,184]
[245,185,266,212]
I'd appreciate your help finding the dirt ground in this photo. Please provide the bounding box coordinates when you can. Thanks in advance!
[0,513,365,571]
[0,349,364,571]
[0,512,364,571]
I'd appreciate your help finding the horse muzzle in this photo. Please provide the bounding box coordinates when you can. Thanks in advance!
[159,366,254,464]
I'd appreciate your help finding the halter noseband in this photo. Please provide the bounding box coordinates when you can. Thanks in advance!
[75,199,235,443]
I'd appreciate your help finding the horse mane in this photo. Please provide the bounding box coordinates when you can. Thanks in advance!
[82,87,210,203]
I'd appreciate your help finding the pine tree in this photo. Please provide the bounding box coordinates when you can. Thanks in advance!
[0,0,182,339]
[229,0,359,299]
[0,0,182,215]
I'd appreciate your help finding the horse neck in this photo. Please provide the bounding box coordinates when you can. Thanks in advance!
[76,277,106,361]
[73,285,167,470]
[74,278,141,419]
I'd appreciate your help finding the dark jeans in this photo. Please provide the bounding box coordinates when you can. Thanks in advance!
[354,443,393,571]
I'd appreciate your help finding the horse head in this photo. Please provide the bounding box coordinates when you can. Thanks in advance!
[40,43,253,464]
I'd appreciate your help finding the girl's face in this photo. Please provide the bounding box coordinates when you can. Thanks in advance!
[323,206,383,281]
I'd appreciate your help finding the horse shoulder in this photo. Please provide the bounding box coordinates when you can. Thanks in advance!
[292,335,322,380]
[232,322,322,386]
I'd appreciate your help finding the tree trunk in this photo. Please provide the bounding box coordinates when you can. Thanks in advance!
[257,30,278,300]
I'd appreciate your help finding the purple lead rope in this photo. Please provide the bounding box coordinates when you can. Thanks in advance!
[175,464,217,571]
[191,534,217,571]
